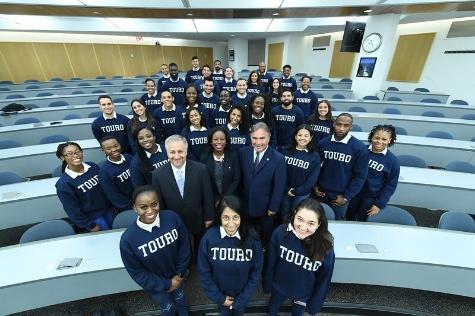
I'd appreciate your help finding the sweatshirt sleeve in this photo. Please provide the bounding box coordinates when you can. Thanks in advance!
[56,181,95,230]
[130,158,146,188]
[99,168,132,211]
[268,155,287,213]
[197,233,227,306]
[293,154,321,196]
[91,120,102,143]
[200,164,215,222]
[232,238,264,311]
[307,248,335,314]
[344,145,369,200]
[120,238,172,293]
[375,157,400,209]
[263,228,280,293]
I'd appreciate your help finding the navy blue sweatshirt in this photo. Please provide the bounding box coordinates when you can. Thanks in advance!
[127,119,161,152]
[271,105,305,149]
[306,117,334,147]
[259,73,273,93]
[129,144,168,187]
[153,105,185,141]
[140,92,162,114]
[185,69,203,84]
[157,75,170,90]
[263,224,335,314]
[212,71,225,83]
[360,148,400,209]
[198,92,220,115]
[210,107,230,127]
[91,113,131,153]
[219,79,237,96]
[293,89,318,118]
[317,134,369,200]
[250,115,277,148]
[55,162,112,230]
[281,76,297,92]
[180,104,210,128]
[247,83,263,96]
[162,78,187,106]
[269,92,280,108]
[198,226,263,311]
[99,154,134,211]
[282,148,321,196]
[194,79,220,95]
[120,210,191,295]
[226,125,250,153]
[231,93,251,108]
[181,126,209,161]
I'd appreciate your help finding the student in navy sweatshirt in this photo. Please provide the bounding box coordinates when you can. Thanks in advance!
[120,185,191,316]
[225,105,250,153]
[210,89,232,127]
[140,78,162,114]
[246,70,263,96]
[212,60,225,83]
[280,125,321,219]
[185,55,202,84]
[267,78,282,108]
[182,84,209,125]
[157,64,170,91]
[248,94,276,147]
[271,90,305,152]
[258,61,273,93]
[91,95,131,154]
[128,99,161,152]
[198,76,220,114]
[314,113,369,220]
[347,125,400,221]
[99,136,134,212]
[130,126,168,187]
[55,142,114,231]
[194,65,220,95]
[231,79,251,108]
[281,64,297,93]
[162,63,188,107]
[263,198,335,316]
[198,196,263,315]
[293,76,318,118]
[306,100,334,148]
[153,90,185,141]
[219,67,237,96]
[181,108,209,161]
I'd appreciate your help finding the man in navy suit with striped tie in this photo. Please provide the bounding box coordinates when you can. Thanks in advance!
[239,122,287,244]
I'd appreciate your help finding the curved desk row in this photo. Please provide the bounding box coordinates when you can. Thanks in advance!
[310,88,354,99]
[379,90,450,103]
[0,222,473,315]
[310,82,352,90]
[1,166,474,230]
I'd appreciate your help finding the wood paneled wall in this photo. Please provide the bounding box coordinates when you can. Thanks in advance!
[267,42,284,71]
[329,40,356,78]
[0,42,213,83]
[387,33,435,82]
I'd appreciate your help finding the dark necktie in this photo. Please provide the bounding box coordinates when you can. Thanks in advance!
[254,152,260,170]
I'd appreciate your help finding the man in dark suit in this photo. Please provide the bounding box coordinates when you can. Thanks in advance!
[152,134,214,250]
[239,122,287,243]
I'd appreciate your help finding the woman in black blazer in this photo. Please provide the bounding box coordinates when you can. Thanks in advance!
[200,126,241,208]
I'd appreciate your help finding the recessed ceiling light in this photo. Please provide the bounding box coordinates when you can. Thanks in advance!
[272,12,279,16]
[186,13,193,16]
[364,9,372,13]
[92,11,101,15]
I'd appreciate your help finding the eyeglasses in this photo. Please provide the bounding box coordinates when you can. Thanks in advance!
[63,150,83,158]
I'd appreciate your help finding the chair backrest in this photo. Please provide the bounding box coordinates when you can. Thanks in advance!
[321,84,334,89]
[0,80,13,84]
[112,75,124,79]
[52,166,63,177]
[320,203,335,220]
[340,78,352,83]
[421,111,445,118]
[394,126,408,135]
[92,89,106,94]
[461,114,475,120]
[14,117,40,125]
[70,77,82,80]
[367,206,417,226]
[49,101,69,107]
[6,94,26,99]
[121,88,134,92]
[135,75,145,78]
[420,98,441,104]
[332,94,345,99]
[351,124,363,132]
[471,136,475,142]
[318,78,330,82]
[50,77,63,81]
[450,99,468,105]
[383,108,401,115]
[362,95,379,100]
[0,140,22,149]
[114,98,128,103]
[36,92,53,97]
[25,85,40,90]
[123,81,134,85]
[100,81,113,85]
[19,220,75,244]
[348,106,366,112]
[63,114,81,120]
[386,86,399,91]
[0,87,10,91]
[39,134,71,144]
[397,154,427,168]
[71,90,85,95]
[53,84,67,88]
[96,76,107,79]
[315,93,324,99]
[113,210,138,229]
[426,130,453,139]
[87,99,98,104]
[0,171,23,185]
[24,79,39,83]
[25,104,39,109]
[446,161,475,174]
[88,111,103,118]
[414,87,429,92]
[78,82,91,86]
[438,211,475,233]
[386,97,402,101]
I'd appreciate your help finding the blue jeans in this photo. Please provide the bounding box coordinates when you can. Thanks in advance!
[268,288,306,316]
[92,210,114,231]
[316,195,349,220]
[280,194,310,221]
[150,284,188,316]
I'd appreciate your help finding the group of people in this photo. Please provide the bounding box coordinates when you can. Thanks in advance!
[53,57,401,315]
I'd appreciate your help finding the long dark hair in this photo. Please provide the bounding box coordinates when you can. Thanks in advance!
[247,70,262,86]
[248,93,274,129]
[289,124,314,154]
[184,107,207,128]
[183,84,199,107]
[269,77,283,95]
[133,126,156,174]
[308,99,333,122]
[289,198,334,262]
[227,105,250,135]
[368,124,397,147]
[217,195,256,250]
[130,99,157,134]
[55,142,83,172]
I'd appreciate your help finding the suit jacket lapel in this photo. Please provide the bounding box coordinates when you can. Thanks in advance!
[254,148,271,174]
[166,163,183,200]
